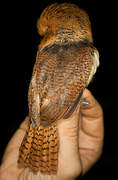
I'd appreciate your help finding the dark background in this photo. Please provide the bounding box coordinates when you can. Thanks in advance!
[0,0,117,179]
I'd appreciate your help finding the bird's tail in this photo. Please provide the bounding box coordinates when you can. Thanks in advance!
[18,120,59,174]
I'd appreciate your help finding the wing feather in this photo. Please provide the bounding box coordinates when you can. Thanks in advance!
[28,43,99,123]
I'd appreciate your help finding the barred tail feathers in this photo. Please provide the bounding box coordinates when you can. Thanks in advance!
[18,122,59,174]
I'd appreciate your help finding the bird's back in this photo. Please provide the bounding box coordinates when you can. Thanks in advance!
[28,41,94,126]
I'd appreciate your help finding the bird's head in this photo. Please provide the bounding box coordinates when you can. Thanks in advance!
[37,3,93,50]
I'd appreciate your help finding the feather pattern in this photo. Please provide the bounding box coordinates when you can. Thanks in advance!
[18,2,99,175]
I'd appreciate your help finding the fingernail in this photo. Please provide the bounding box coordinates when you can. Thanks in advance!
[81,98,90,106]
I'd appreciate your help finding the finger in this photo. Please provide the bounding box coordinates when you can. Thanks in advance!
[19,116,29,131]
[0,116,29,179]
[81,88,103,119]
[78,89,104,174]
[80,89,104,138]
[56,107,82,178]
[2,116,29,163]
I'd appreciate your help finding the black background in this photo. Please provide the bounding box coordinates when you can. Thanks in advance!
[0,0,117,179]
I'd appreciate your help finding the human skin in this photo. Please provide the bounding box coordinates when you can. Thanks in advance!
[0,89,104,180]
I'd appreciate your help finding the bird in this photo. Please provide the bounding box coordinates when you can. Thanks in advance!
[18,2,99,175]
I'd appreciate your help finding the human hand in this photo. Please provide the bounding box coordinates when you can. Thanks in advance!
[0,89,104,180]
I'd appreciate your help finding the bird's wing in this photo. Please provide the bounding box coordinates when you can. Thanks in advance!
[33,44,99,122]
